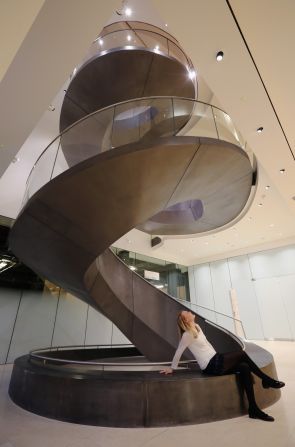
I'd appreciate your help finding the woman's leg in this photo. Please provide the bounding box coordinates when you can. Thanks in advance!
[234,361,274,421]
[221,350,284,387]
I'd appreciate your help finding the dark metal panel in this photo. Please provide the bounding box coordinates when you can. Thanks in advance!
[9,353,280,427]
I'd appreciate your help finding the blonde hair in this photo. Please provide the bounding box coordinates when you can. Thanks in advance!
[177,312,200,338]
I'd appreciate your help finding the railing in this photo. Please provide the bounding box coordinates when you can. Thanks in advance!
[23,96,250,207]
[75,20,195,83]
[173,297,246,340]
[29,344,198,371]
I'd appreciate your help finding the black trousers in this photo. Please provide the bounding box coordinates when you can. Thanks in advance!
[203,351,274,411]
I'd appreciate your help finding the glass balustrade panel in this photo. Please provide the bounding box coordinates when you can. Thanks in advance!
[213,108,244,147]
[137,98,174,140]
[173,99,217,139]
[137,30,168,53]
[58,107,115,172]
[26,139,60,201]
[167,41,189,68]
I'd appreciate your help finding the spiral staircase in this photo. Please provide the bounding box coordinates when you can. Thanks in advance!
[8,21,280,427]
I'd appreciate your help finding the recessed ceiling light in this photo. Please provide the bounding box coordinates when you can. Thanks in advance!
[258,203,263,206]
[129,266,136,271]
[127,34,131,41]
[257,127,263,133]
[125,7,132,16]
[216,51,224,61]
[165,23,168,27]
[12,157,20,163]
[265,185,270,190]
[127,239,132,244]
[280,168,285,173]
[99,39,103,46]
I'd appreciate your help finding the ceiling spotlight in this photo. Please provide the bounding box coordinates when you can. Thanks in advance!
[265,185,270,190]
[258,203,263,206]
[12,157,20,163]
[165,23,168,27]
[257,127,263,133]
[280,168,285,173]
[127,34,131,41]
[99,38,103,46]
[216,51,224,61]
[125,7,132,16]
[129,265,136,271]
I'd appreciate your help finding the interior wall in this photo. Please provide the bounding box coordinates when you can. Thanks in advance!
[188,244,295,340]
[0,286,130,365]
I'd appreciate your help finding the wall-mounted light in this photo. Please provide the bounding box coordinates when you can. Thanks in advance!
[188,70,196,80]
[257,127,263,133]
[216,51,224,61]
[0,261,8,269]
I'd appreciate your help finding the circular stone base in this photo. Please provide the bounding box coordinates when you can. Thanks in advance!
[9,348,280,427]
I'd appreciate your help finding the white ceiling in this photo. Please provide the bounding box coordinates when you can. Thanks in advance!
[1,0,295,266]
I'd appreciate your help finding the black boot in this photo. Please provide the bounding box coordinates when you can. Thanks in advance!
[262,378,285,389]
[249,408,275,422]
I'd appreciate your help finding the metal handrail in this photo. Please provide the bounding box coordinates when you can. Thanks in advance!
[29,344,197,367]
[101,21,180,45]
[174,297,245,328]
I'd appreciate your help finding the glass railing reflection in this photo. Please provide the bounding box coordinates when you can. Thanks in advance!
[24,97,253,209]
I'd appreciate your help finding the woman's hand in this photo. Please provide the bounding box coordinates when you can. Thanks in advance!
[160,367,173,374]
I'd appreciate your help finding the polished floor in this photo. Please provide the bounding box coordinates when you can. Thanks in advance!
[0,341,294,447]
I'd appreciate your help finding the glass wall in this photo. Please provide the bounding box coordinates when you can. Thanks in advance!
[0,221,190,363]
[112,247,190,302]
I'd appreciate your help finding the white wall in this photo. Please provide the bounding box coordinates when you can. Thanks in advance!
[188,244,295,340]
[0,286,131,364]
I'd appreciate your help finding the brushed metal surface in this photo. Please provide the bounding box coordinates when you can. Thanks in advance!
[9,348,280,427]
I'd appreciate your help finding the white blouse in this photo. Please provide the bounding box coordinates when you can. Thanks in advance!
[171,325,216,370]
